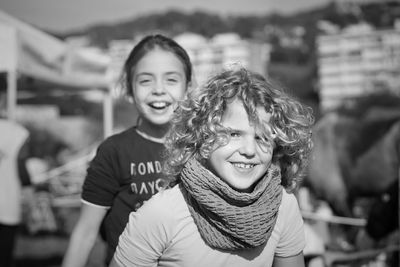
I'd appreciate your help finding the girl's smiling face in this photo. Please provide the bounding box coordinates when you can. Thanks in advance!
[132,48,188,127]
[205,99,274,192]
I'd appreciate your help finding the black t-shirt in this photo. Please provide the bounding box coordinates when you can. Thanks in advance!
[82,126,165,259]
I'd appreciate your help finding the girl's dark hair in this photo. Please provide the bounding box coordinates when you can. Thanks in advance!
[123,34,192,97]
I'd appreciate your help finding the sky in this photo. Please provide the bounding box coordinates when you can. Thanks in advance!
[0,0,331,33]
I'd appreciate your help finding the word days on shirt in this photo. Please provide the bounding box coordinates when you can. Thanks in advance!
[130,160,164,195]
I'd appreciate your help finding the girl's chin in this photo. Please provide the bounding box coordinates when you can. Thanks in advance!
[230,184,254,193]
[142,116,172,126]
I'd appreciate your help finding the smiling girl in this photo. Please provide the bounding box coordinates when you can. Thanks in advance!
[110,67,314,267]
[62,34,193,267]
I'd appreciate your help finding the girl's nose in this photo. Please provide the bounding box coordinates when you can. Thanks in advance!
[238,136,256,157]
[152,80,165,95]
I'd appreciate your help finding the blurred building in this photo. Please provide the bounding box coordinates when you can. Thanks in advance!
[316,20,400,112]
[65,36,111,77]
[174,32,271,86]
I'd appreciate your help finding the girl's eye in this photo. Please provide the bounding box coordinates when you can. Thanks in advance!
[138,78,152,85]
[166,76,180,84]
[136,74,153,85]
[230,132,240,137]
[140,80,150,84]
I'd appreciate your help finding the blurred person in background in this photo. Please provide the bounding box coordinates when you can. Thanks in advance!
[62,34,193,267]
[0,118,31,267]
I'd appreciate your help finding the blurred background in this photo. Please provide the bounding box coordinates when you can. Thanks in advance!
[0,0,399,266]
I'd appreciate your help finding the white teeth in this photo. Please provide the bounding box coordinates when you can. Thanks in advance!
[232,163,254,169]
[150,102,168,109]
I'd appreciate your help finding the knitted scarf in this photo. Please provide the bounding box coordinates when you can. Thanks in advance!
[180,158,283,251]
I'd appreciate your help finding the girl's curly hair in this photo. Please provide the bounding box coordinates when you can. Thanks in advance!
[164,67,314,191]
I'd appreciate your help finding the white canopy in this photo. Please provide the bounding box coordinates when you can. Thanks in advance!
[0,9,114,137]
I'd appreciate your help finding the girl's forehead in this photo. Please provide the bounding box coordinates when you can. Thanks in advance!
[221,99,272,127]
[133,49,186,76]
[138,49,180,65]
[223,99,271,118]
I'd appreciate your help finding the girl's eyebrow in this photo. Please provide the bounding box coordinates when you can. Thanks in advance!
[225,126,244,133]
[165,71,183,76]
[136,72,153,77]
[136,71,182,76]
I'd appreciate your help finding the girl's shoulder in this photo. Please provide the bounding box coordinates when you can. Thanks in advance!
[144,185,185,210]
[280,189,299,211]
[276,188,303,229]
[94,126,137,152]
[135,185,188,223]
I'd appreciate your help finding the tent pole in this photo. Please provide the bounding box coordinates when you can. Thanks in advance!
[7,70,17,121]
[103,87,113,139]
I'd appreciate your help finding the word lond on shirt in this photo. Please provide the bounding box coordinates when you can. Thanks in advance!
[130,161,162,176]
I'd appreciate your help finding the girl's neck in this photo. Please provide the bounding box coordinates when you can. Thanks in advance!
[136,119,169,143]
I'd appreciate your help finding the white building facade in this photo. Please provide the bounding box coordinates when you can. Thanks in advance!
[175,33,271,86]
[317,22,400,112]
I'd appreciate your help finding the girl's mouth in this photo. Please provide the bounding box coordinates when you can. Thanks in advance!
[231,162,256,169]
[149,101,170,109]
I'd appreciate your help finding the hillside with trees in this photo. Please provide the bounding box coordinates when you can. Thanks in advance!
[58,1,400,51]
